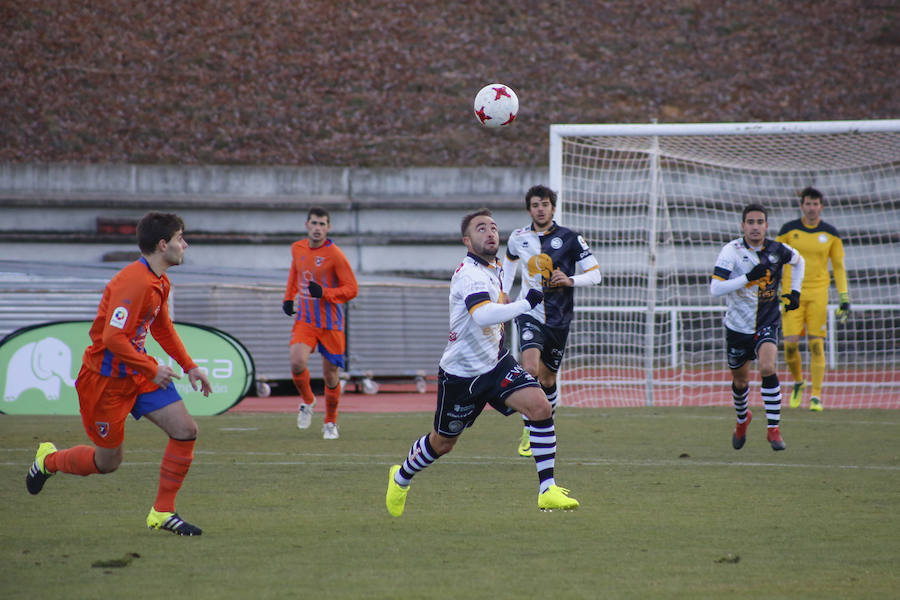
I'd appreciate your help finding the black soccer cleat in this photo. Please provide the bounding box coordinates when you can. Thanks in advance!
[146,509,203,536]
[26,442,57,495]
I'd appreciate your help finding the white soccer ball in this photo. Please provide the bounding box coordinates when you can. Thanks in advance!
[473,83,518,128]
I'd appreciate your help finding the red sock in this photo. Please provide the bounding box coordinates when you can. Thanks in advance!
[154,438,195,513]
[324,384,340,424]
[292,370,315,404]
[44,445,100,476]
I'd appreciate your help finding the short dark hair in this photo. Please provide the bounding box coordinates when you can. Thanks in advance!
[461,208,492,237]
[525,185,557,210]
[307,206,330,223]
[136,212,185,254]
[742,203,767,222]
[799,186,823,204]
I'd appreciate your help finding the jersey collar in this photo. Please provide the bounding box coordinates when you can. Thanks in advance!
[532,221,558,236]
[466,252,500,269]
[741,237,769,252]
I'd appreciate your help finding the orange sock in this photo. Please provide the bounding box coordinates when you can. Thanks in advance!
[292,370,316,404]
[154,438,195,513]
[324,384,340,424]
[44,445,100,476]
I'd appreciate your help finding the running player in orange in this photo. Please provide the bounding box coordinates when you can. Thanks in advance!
[283,206,358,439]
[25,212,212,536]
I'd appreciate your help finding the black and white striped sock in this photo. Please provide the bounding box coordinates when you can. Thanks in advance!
[761,374,781,428]
[526,417,557,493]
[396,433,438,486]
[733,383,750,422]
[542,383,559,415]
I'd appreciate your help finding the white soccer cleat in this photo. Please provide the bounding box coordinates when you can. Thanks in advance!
[296,401,316,430]
[322,422,339,440]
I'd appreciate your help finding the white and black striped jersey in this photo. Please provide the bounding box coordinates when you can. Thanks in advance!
[502,222,600,328]
[711,237,803,334]
[440,252,508,377]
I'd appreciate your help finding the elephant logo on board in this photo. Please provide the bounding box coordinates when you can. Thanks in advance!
[3,337,76,402]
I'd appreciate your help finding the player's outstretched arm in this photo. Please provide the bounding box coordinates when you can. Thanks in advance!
[469,290,541,327]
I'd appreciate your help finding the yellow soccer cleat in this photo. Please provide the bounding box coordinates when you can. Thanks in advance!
[789,381,805,409]
[26,442,57,495]
[386,465,409,517]
[538,485,580,511]
[809,396,824,412]
[146,508,202,536]
[517,427,532,457]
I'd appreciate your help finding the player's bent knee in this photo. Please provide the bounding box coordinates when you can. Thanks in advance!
[94,450,122,474]
[180,420,199,440]
[522,398,552,421]
[429,432,457,455]
[809,338,825,356]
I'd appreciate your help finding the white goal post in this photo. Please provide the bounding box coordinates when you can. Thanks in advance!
[549,119,900,409]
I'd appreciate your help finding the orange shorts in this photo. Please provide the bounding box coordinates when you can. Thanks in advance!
[75,365,182,448]
[290,322,347,369]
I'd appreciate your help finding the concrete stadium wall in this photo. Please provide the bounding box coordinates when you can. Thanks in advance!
[0,164,547,276]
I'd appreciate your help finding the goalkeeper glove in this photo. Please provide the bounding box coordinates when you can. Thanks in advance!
[282,300,295,316]
[781,290,800,311]
[836,292,851,324]
[307,281,323,298]
[745,263,769,282]
[525,288,544,308]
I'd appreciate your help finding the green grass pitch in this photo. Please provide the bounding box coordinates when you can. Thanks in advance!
[2,407,898,599]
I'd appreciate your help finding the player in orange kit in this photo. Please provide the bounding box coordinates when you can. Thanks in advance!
[283,206,359,439]
[25,212,212,536]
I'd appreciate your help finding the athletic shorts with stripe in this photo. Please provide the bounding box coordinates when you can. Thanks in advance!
[75,365,183,448]
[433,352,540,437]
[290,321,347,369]
[725,324,779,370]
[515,314,570,373]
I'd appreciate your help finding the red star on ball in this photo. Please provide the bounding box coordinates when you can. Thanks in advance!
[492,86,511,100]
[475,106,491,124]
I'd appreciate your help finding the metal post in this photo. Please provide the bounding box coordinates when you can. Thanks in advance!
[645,135,660,406]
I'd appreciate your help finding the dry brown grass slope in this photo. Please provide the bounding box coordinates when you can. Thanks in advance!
[2,0,898,166]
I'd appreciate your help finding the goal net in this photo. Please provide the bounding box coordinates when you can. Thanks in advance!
[550,120,900,409]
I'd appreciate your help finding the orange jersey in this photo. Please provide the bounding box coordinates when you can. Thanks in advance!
[284,239,358,331]
[82,258,196,380]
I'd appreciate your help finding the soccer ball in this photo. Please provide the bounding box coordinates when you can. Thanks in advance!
[473,83,518,128]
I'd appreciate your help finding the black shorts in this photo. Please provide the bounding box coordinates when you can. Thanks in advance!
[725,325,779,370]
[515,314,570,373]
[433,352,540,437]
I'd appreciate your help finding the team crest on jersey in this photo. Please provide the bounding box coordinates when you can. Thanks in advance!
[818,234,828,244]
[95,422,109,438]
[315,257,325,266]
[448,331,458,342]
[768,254,778,263]
[550,237,563,249]
[110,306,128,329]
